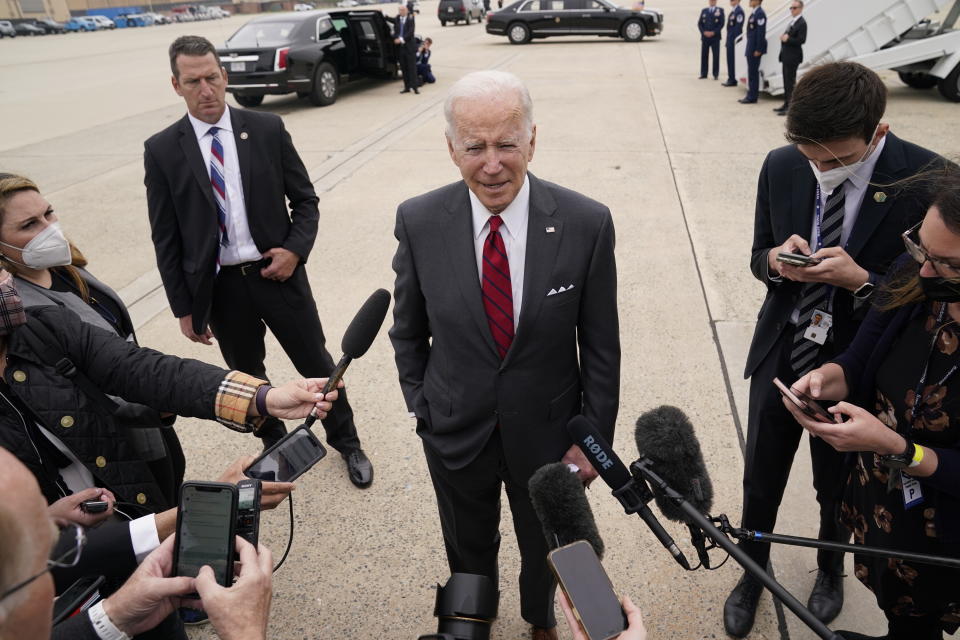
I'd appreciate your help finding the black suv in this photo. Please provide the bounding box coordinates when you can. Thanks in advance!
[438,0,484,25]
[486,0,662,43]
[219,9,398,108]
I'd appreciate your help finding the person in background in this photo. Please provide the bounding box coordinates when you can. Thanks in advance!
[393,6,419,94]
[417,38,435,86]
[774,0,806,115]
[785,164,960,640]
[698,0,724,80]
[738,0,766,104]
[721,0,745,87]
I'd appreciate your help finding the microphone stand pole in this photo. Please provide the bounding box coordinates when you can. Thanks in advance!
[629,459,843,640]
[720,520,960,569]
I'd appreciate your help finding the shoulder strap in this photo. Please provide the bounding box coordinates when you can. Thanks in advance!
[17,319,120,414]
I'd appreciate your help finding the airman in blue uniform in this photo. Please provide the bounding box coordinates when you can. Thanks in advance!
[698,0,725,80]
[739,0,766,103]
[722,0,745,86]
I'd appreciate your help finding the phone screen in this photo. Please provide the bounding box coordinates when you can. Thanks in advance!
[549,541,626,640]
[772,377,834,422]
[238,484,256,510]
[176,484,236,586]
[245,427,327,482]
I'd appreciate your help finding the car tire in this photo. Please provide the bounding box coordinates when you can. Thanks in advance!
[897,71,937,90]
[507,22,530,44]
[937,62,960,102]
[465,13,471,24]
[235,94,265,108]
[309,62,338,106]
[622,19,645,41]
[440,19,446,25]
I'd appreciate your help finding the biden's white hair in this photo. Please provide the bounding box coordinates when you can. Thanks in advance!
[444,70,534,141]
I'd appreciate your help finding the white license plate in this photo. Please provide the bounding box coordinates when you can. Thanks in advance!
[230,62,246,72]
[447,6,454,11]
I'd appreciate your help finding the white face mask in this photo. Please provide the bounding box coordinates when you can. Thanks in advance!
[807,125,880,195]
[0,222,72,269]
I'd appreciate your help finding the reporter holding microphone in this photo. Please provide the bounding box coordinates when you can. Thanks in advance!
[784,165,960,640]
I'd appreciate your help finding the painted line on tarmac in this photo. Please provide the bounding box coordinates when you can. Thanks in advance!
[122,51,524,330]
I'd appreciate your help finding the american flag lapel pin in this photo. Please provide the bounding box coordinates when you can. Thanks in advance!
[546,226,555,233]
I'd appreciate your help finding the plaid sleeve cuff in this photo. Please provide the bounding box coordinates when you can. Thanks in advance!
[215,371,268,433]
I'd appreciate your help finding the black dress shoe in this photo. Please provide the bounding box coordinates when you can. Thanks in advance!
[807,569,844,623]
[698,75,707,79]
[773,104,787,113]
[738,98,757,104]
[413,88,419,94]
[723,574,763,638]
[343,449,373,488]
[400,89,411,93]
[721,80,738,86]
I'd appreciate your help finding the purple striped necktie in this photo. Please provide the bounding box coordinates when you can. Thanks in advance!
[208,126,230,251]
[482,215,514,360]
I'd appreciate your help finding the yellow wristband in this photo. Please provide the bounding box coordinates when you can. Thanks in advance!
[910,444,924,468]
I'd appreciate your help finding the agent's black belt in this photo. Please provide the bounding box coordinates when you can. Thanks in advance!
[220,259,269,276]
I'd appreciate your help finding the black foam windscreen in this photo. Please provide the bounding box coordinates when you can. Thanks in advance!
[528,462,604,559]
[634,406,714,522]
[341,289,391,358]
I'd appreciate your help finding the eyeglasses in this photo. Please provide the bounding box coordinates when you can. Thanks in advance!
[0,524,86,601]
[902,221,960,278]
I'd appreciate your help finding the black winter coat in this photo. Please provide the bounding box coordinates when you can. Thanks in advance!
[0,306,231,512]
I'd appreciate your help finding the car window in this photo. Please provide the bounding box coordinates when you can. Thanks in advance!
[331,17,348,31]
[316,16,334,37]
[585,0,605,8]
[517,0,534,9]
[358,20,375,39]
[227,21,298,47]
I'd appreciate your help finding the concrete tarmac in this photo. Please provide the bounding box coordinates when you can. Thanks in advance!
[1,1,958,637]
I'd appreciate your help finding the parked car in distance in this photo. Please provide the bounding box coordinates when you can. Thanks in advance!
[66,16,100,30]
[486,0,662,43]
[33,18,66,33]
[0,20,16,37]
[336,0,358,7]
[438,0,483,25]
[294,3,315,10]
[89,15,116,29]
[219,10,398,108]
[14,21,46,35]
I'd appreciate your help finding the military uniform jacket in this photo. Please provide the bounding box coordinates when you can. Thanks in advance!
[745,6,767,55]
[698,5,724,41]
[727,4,744,42]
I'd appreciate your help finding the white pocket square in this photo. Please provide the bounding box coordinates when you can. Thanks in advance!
[546,284,575,297]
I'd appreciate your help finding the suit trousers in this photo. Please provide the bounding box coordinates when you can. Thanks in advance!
[208,262,361,453]
[701,39,720,78]
[423,429,557,629]
[739,328,850,572]
[399,46,417,90]
[725,41,737,83]
[746,54,761,100]
[782,60,799,107]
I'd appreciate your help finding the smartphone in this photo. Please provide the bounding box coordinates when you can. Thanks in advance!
[173,482,238,592]
[236,478,262,547]
[773,377,835,422]
[80,500,109,514]
[244,424,327,483]
[548,541,627,640]
[776,252,822,267]
[52,575,105,625]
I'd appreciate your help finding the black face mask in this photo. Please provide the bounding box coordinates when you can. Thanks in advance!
[920,275,960,302]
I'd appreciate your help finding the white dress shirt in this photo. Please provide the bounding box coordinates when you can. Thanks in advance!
[470,176,530,329]
[187,108,262,265]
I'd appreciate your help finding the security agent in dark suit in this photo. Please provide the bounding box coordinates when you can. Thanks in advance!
[722,0,745,86]
[390,70,620,640]
[723,62,940,638]
[738,0,766,104]
[774,0,806,115]
[698,0,724,80]
[143,36,373,488]
[392,5,419,94]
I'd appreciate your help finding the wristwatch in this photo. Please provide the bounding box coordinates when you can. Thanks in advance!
[853,274,877,299]
[879,436,916,469]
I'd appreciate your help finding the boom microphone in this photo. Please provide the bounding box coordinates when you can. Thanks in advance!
[567,416,690,570]
[528,462,604,559]
[305,288,391,428]
[635,406,715,568]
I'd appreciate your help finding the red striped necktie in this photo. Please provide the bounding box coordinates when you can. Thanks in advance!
[482,215,514,360]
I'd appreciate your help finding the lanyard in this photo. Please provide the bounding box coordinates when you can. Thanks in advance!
[910,303,960,423]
